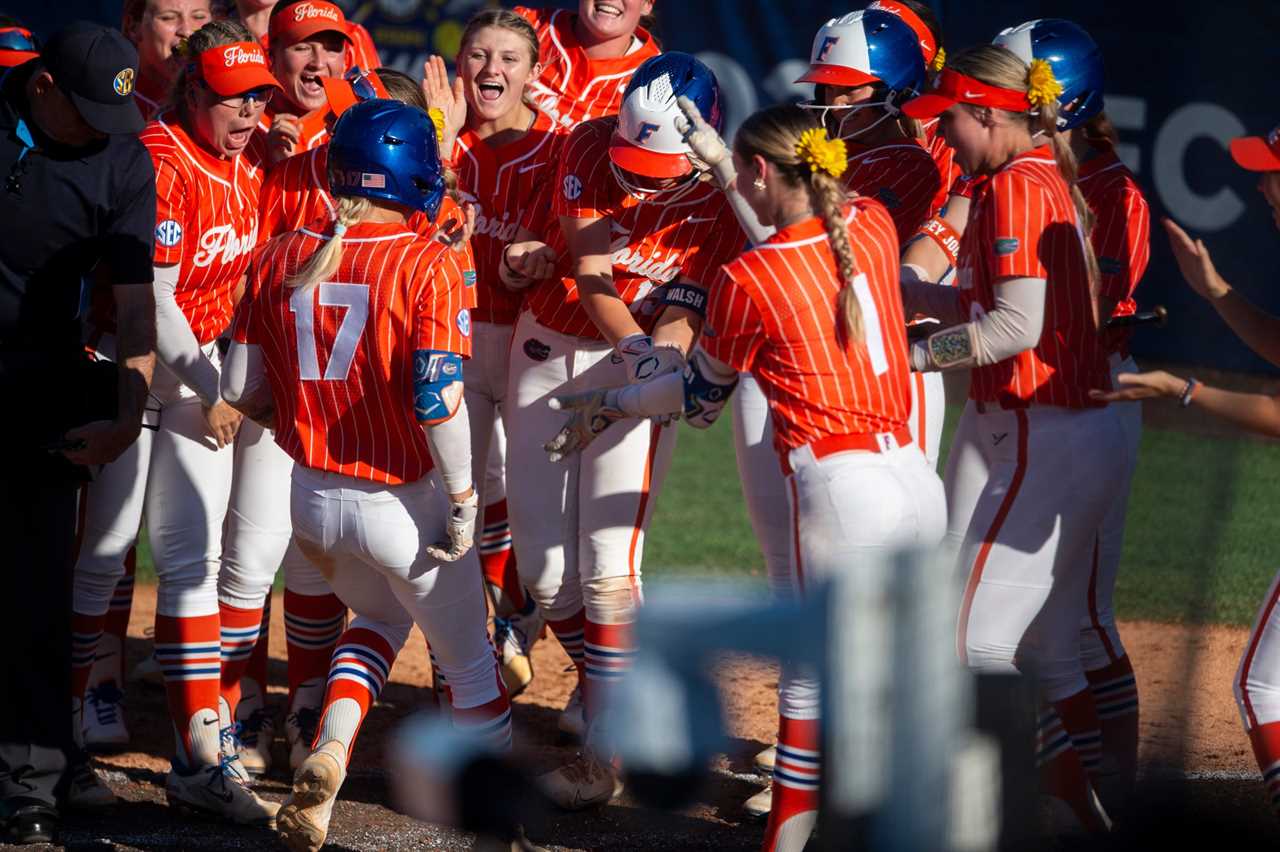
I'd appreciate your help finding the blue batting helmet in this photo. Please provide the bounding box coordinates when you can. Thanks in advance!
[609,52,722,179]
[796,9,926,101]
[994,19,1105,131]
[327,99,447,221]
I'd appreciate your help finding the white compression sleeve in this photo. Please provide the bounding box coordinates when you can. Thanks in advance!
[910,276,1046,371]
[154,263,221,405]
[220,341,270,409]
[423,396,473,495]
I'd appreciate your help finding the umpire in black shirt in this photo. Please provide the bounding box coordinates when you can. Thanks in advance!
[0,22,156,845]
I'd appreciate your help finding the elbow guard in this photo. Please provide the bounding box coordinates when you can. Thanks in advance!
[682,350,739,429]
[414,349,464,425]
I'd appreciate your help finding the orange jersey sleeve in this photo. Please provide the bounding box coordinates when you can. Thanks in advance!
[553,118,615,220]
[259,145,334,241]
[702,267,766,373]
[411,245,473,358]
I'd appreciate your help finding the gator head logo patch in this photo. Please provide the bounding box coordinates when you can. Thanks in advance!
[523,338,551,362]
[994,237,1020,256]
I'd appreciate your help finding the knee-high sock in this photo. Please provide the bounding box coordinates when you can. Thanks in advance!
[101,547,137,683]
[451,692,513,753]
[546,610,585,686]
[1249,722,1280,818]
[155,612,222,766]
[313,627,397,761]
[244,593,272,697]
[1086,655,1139,789]
[285,589,346,704]
[583,619,632,725]
[479,498,524,614]
[1038,693,1110,832]
[218,601,265,714]
[71,611,105,702]
[762,715,820,852]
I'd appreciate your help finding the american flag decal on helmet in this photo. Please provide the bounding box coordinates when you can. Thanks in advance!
[361,173,386,189]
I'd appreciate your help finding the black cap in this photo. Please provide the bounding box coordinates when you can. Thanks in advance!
[40,22,144,135]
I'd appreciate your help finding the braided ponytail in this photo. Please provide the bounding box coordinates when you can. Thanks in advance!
[734,105,864,346]
[287,197,372,293]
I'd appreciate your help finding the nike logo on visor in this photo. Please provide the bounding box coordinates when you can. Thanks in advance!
[963,91,986,99]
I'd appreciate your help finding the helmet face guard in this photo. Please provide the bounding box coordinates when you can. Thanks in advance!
[328,99,447,221]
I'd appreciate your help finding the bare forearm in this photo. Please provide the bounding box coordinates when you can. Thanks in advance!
[1210,288,1280,368]
[114,287,156,423]
[652,305,700,354]
[579,275,643,346]
[1192,386,1280,438]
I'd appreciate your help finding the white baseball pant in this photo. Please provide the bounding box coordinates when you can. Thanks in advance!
[731,373,792,600]
[907,371,945,471]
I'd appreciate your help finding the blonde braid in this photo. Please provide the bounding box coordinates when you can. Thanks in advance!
[810,172,864,345]
[287,197,372,293]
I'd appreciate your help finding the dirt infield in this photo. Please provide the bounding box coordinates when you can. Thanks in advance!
[23,585,1280,850]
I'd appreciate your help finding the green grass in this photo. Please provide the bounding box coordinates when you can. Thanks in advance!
[134,404,1280,627]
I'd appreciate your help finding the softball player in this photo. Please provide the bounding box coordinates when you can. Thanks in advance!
[223,99,509,852]
[422,8,568,697]
[234,0,379,75]
[515,1,660,132]
[1094,126,1280,822]
[123,0,213,121]
[260,1,350,165]
[900,45,1124,832]
[70,22,279,824]
[550,105,946,852]
[229,66,453,777]
[504,53,743,809]
[997,18,1152,814]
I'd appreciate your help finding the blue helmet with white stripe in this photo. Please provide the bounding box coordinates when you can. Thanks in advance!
[327,99,447,221]
[609,52,722,180]
[994,19,1105,131]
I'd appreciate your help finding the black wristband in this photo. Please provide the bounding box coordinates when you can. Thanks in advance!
[661,283,708,318]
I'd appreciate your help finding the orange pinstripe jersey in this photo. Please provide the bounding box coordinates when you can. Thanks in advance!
[957,145,1109,408]
[236,222,472,485]
[514,6,661,130]
[140,114,265,345]
[528,117,744,340]
[702,199,911,455]
[255,106,330,162]
[921,118,961,213]
[454,108,565,325]
[842,138,942,245]
[1078,147,1151,353]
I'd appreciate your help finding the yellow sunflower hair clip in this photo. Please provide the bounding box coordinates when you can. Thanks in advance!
[795,128,847,179]
[930,46,946,73]
[427,107,446,145]
[1026,58,1063,108]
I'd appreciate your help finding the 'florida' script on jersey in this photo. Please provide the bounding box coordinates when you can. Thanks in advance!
[193,223,259,268]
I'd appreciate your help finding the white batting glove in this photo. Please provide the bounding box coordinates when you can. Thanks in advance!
[544,387,626,462]
[427,491,479,562]
[674,95,734,189]
[616,333,685,385]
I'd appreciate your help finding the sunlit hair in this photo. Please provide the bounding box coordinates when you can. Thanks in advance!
[167,19,255,123]
[459,8,540,68]
[287,196,372,292]
[734,104,865,346]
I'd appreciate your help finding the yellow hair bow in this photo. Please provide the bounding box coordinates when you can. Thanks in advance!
[1026,58,1063,108]
[795,128,847,179]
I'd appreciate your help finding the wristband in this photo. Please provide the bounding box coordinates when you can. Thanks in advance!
[1179,377,1201,408]
[917,217,961,267]
[661,283,708,318]
[950,173,988,200]
[501,244,520,279]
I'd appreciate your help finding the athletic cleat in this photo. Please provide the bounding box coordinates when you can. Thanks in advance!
[65,760,118,810]
[494,617,533,697]
[217,699,253,786]
[558,685,585,740]
[743,784,772,819]
[82,680,130,753]
[165,755,280,826]
[754,744,776,774]
[537,748,621,811]
[285,679,326,772]
[276,740,347,852]
[128,651,164,687]
[238,709,275,778]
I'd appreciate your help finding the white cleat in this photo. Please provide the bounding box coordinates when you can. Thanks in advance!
[754,744,776,774]
[537,748,621,811]
[743,784,772,819]
[235,679,275,778]
[65,761,118,810]
[83,634,130,752]
[128,651,164,687]
[165,756,280,826]
[277,740,348,852]
[557,685,585,740]
[217,698,253,785]
[285,679,326,773]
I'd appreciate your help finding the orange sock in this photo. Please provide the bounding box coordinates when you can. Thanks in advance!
[1249,721,1280,817]
[218,601,265,713]
[583,619,632,723]
[1086,655,1139,788]
[71,611,105,701]
[452,691,513,753]
[313,627,398,759]
[285,589,346,704]
[102,549,136,681]
[546,610,586,685]
[763,715,820,852]
[1038,694,1110,833]
[154,612,221,765]
[479,498,524,613]
[245,593,271,692]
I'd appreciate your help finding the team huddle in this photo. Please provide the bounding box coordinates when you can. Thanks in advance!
[26,0,1280,849]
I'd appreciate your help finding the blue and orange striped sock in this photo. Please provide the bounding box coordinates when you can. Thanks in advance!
[71,611,105,702]
[285,589,346,706]
[217,601,264,714]
[1087,655,1139,791]
[546,610,586,686]
[1248,722,1280,818]
[763,715,820,852]
[312,627,399,759]
[479,498,524,615]
[154,612,222,766]
[583,619,633,724]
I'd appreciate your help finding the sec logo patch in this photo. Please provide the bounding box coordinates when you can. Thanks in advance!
[562,174,582,201]
[156,219,183,247]
[113,67,135,96]
[456,308,471,337]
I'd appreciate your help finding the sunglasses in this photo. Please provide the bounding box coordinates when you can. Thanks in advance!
[344,66,381,102]
[0,28,38,54]
[200,81,276,110]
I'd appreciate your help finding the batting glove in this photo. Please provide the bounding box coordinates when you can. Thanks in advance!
[616,333,685,385]
[674,95,735,189]
[427,491,479,562]
[544,387,626,462]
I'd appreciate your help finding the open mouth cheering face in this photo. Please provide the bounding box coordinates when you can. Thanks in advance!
[577,0,653,43]
[460,25,540,125]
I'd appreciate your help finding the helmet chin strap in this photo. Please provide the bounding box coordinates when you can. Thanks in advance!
[799,97,900,142]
